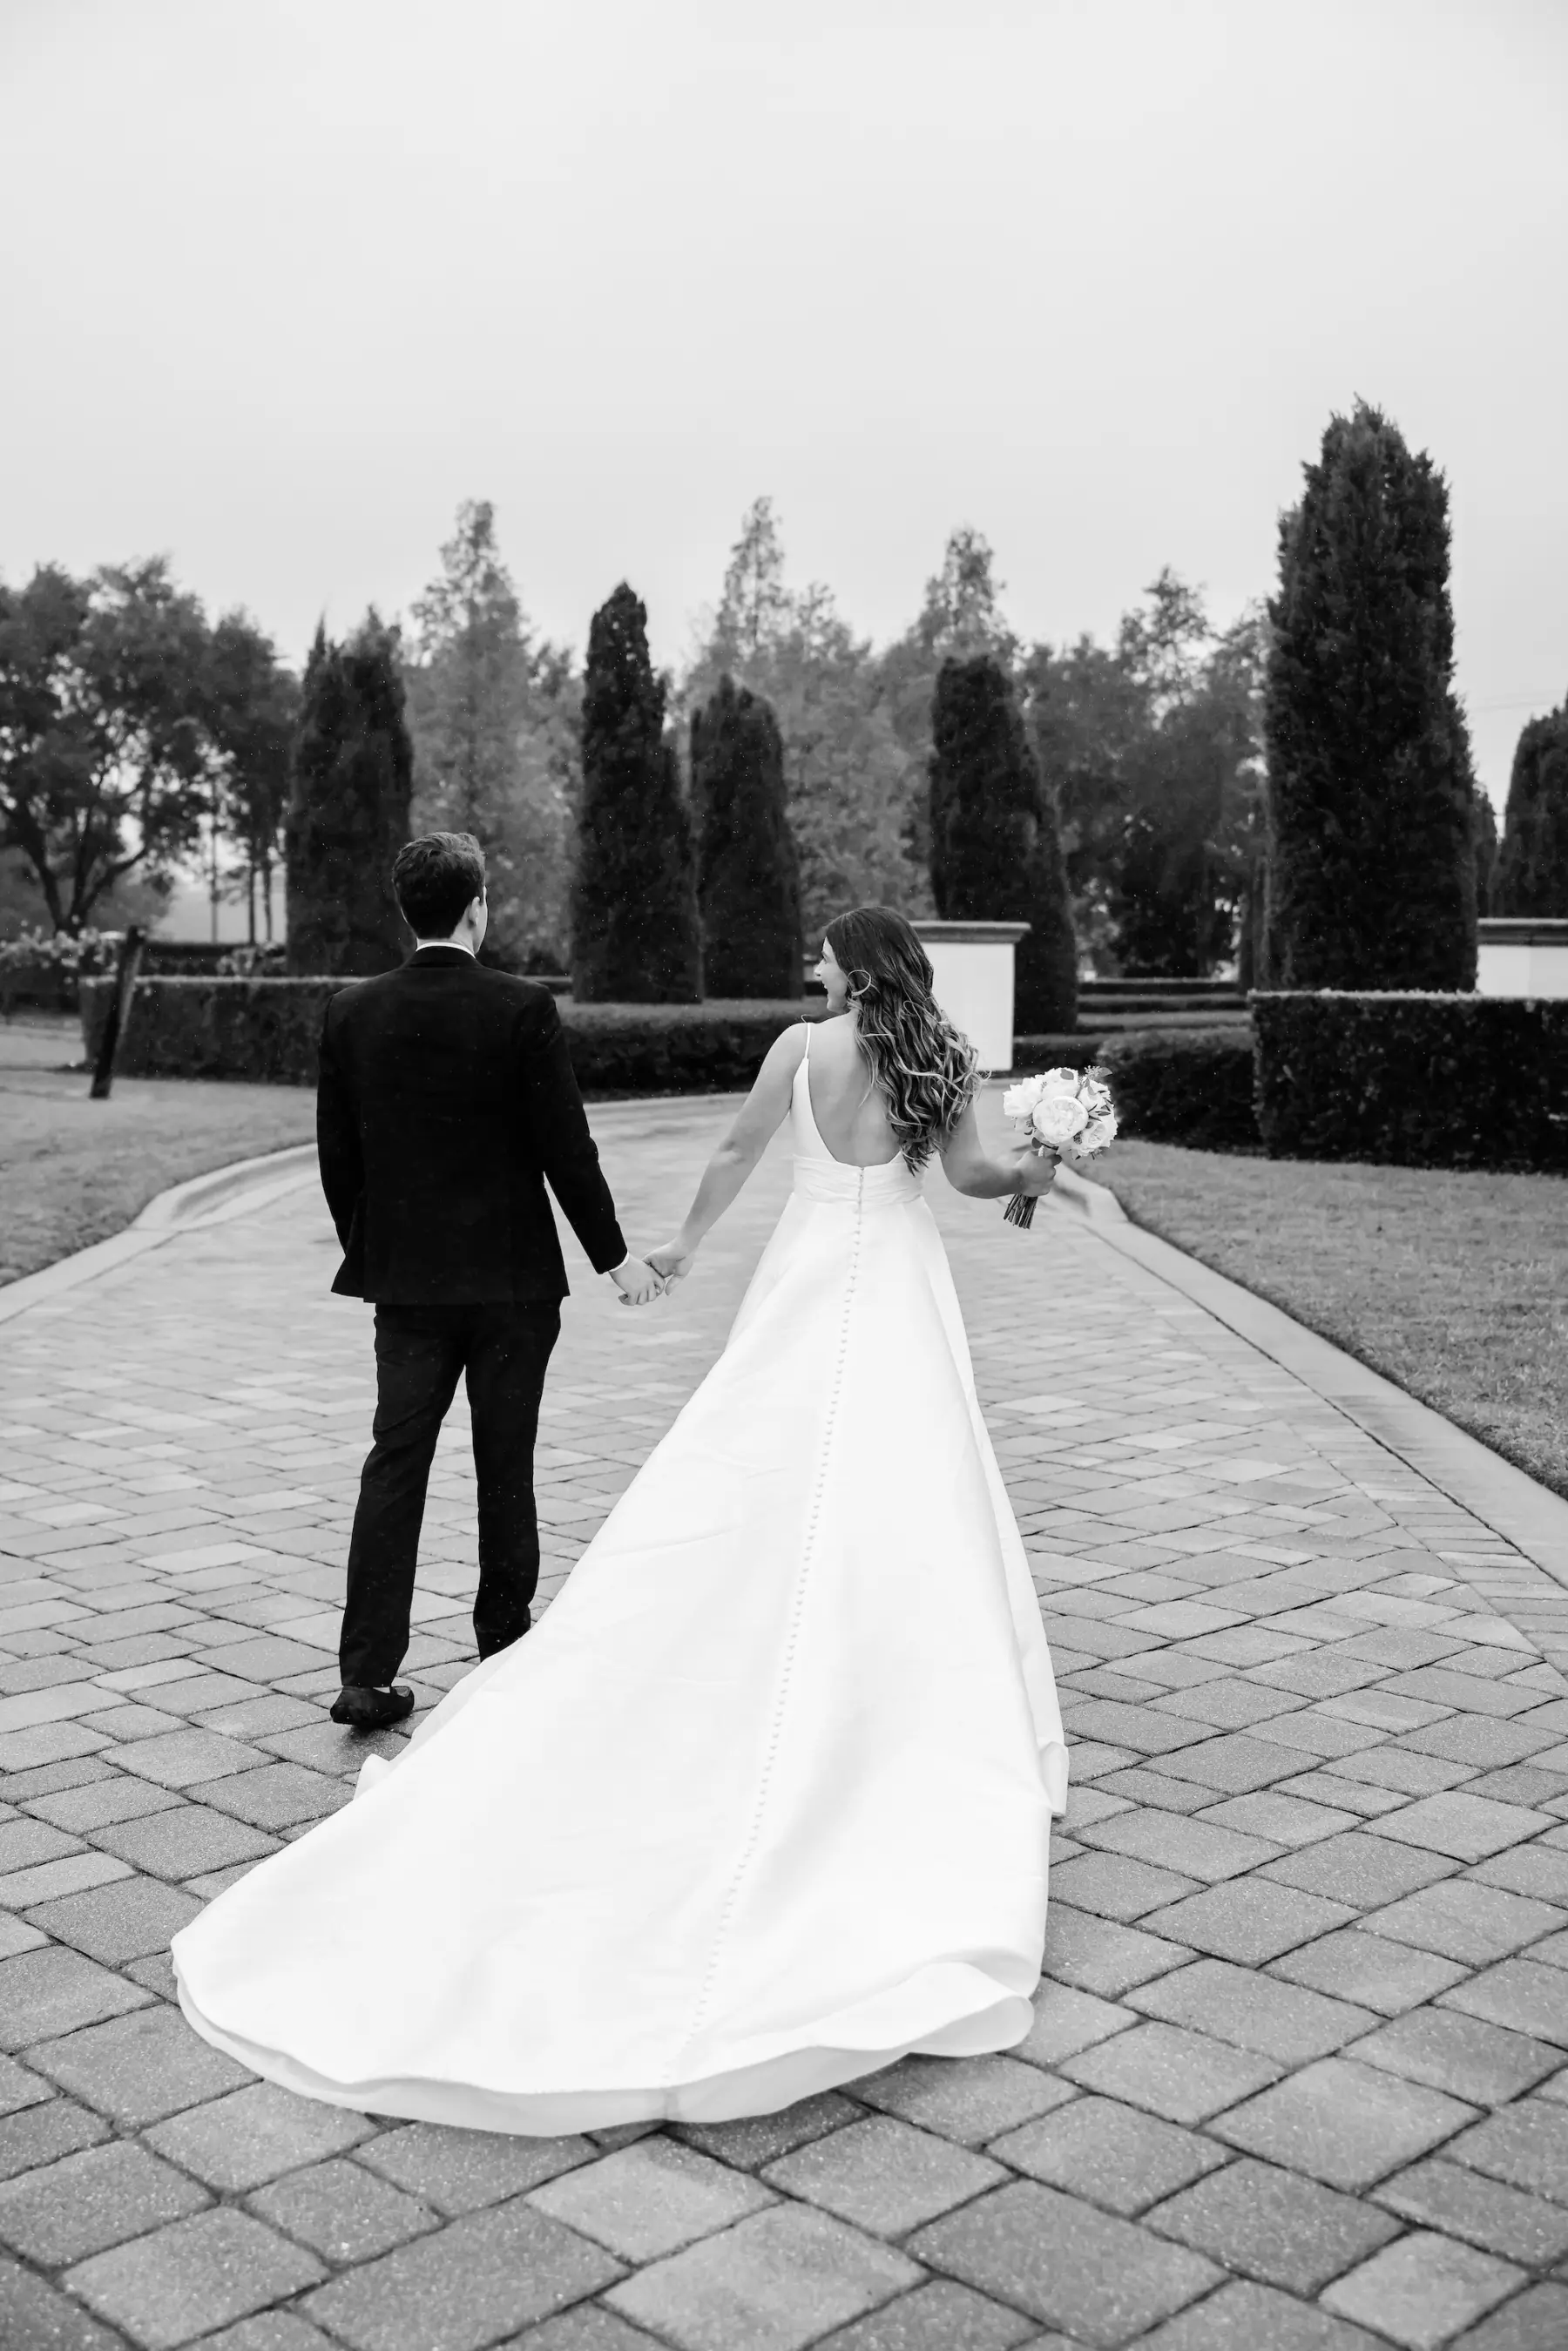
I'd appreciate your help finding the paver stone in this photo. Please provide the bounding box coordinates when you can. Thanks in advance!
[1445,2100,1568,2204]
[1135,2276,1385,2347]
[0,1944,150,2050]
[910,2177,1220,2347]
[0,2138,209,2266]
[1146,2153,1398,2293]
[989,2094,1224,2215]
[1210,2057,1477,2190]
[144,2078,376,2189]
[29,2003,250,2126]
[1321,2230,1523,2349]
[810,2276,1041,2349]
[1128,1956,1376,2062]
[1375,2156,1568,2267]
[529,2137,774,2260]
[605,2202,921,2351]
[1059,2018,1280,2124]
[355,2121,593,2213]
[64,2205,326,2349]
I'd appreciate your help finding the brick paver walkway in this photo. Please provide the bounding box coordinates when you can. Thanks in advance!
[2,1100,1565,2351]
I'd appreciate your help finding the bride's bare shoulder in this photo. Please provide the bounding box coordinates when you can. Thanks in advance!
[802,1011,853,1055]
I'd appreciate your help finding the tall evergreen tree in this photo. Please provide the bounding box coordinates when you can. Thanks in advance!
[1495,699,1568,915]
[929,655,1077,1032]
[1470,787,1498,919]
[571,584,699,1003]
[1264,402,1477,990]
[691,675,801,998]
[285,615,412,975]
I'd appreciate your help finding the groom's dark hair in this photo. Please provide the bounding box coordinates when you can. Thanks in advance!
[394,833,486,938]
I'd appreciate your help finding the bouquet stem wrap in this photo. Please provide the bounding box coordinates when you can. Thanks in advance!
[1004,1179,1044,1230]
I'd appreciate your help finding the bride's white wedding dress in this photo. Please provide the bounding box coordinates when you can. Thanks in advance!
[172,1034,1068,2133]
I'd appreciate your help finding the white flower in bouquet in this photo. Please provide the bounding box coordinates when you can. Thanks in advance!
[1030,1092,1090,1146]
[1001,1074,1048,1119]
[1003,1062,1118,1228]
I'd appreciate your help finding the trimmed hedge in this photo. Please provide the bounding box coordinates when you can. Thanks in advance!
[78,978,828,1096]
[1096,1028,1260,1151]
[556,1001,822,1093]
[80,977,344,1083]
[1252,991,1568,1169]
[1011,1034,1105,1073]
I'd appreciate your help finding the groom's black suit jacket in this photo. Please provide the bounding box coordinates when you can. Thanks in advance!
[316,946,627,1305]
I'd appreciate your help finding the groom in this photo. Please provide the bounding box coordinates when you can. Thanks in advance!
[316,831,664,1730]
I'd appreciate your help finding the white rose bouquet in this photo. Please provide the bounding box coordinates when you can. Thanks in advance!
[1000,1064,1119,1228]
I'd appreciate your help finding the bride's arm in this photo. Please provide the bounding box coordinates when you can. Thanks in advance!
[940,1097,1059,1200]
[647,1025,808,1282]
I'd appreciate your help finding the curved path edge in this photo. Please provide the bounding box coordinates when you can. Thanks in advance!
[1051,1163,1568,1613]
[0,1143,317,1330]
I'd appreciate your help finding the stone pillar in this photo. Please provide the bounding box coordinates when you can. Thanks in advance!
[1477,918,1568,998]
[911,920,1031,1073]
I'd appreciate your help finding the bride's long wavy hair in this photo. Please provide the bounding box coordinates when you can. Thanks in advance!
[823,906,978,1172]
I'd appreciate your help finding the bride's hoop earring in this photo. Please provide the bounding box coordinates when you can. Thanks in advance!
[846,969,873,1002]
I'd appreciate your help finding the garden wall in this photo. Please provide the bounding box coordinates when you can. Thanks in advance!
[1252,991,1568,1169]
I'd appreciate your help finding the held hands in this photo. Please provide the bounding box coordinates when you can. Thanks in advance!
[646,1239,698,1290]
[610,1256,667,1307]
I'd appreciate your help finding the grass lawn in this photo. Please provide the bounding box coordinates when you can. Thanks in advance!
[0,1016,314,1287]
[1089,1139,1568,1500]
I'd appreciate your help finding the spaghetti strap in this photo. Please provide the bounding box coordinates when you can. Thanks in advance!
[801,1019,811,1061]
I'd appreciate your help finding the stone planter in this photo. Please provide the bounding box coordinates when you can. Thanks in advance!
[911,920,1030,1072]
[1477,918,1568,999]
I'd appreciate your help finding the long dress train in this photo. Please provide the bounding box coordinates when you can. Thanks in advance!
[172,1035,1069,2133]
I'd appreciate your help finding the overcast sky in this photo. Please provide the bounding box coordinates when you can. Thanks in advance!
[2,0,1565,804]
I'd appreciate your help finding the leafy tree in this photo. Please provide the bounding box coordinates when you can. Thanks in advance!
[683,501,923,936]
[929,655,1077,1032]
[204,612,298,942]
[1264,402,1477,990]
[572,584,699,1003]
[691,675,801,997]
[1026,573,1262,976]
[405,500,578,969]
[706,494,795,668]
[285,615,412,975]
[0,558,213,931]
[1495,699,1568,915]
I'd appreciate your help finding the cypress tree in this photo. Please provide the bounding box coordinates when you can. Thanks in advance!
[1470,787,1497,918]
[1495,700,1568,915]
[929,655,1077,1032]
[691,675,802,998]
[285,616,412,975]
[1264,403,1476,990]
[571,584,700,1003]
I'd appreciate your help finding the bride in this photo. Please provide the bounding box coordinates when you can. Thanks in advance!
[172,905,1069,2135]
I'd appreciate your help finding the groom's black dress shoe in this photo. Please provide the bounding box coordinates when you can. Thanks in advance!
[329,1684,416,1730]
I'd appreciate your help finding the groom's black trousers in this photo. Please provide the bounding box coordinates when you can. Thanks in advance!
[340,1300,561,1689]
